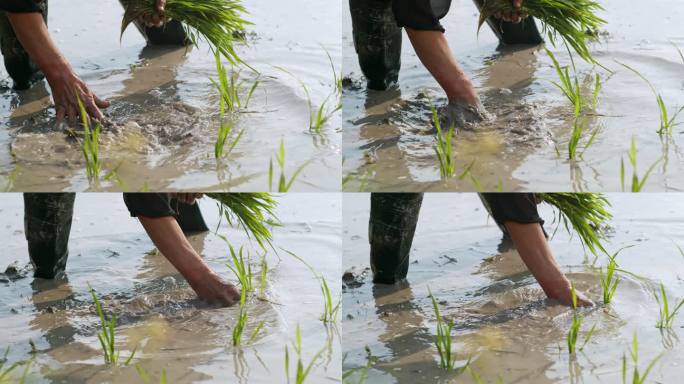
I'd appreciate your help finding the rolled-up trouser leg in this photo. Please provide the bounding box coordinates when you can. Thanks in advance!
[174,200,209,234]
[23,193,75,279]
[471,0,543,45]
[0,0,48,90]
[350,0,402,90]
[369,193,423,284]
[479,193,547,237]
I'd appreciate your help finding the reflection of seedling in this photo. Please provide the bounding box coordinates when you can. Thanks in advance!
[654,282,684,329]
[135,365,167,384]
[0,347,32,383]
[567,283,596,354]
[620,137,661,192]
[89,285,136,366]
[429,288,461,370]
[621,333,663,384]
[430,104,456,179]
[618,61,684,135]
[268,140,308,192]
[77,96,102,181]
[285,324,324,384]
[319,276,341,323]
[600,248,624,304]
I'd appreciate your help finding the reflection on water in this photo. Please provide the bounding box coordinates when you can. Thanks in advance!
[0,0,341,192]
[343,0,684,191]
[343,193,684,383]
[0,193,341,383]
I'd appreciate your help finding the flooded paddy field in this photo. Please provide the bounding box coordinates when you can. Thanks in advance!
[0,193,341,383]
[342,0,684,192]
[0,0,341,192]
[343,193,684,383]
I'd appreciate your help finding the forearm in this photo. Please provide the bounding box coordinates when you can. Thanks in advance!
[137,215,212,282]
[6,12,71,79]
[505,221,570,296]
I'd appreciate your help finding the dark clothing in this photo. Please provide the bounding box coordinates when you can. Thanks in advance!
[480,193,544,226]
[392,0,452,33]
[24,193,75,279]
[0,0,43,13]
[123,193,210,233]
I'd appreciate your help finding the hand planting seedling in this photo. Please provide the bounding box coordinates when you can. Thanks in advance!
[268,140,308,192]
[620,137,661,192]
[478,0,606,63]
[285,324,324,384]
[653,282,684,329]
[120,0,250,65]
[621,333,663,384]
[88,285,137,366]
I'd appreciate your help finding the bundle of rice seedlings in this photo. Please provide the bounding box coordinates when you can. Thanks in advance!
[120,0,250,65]
[205,193,279,249]
[537,193,611,255]
[477,0,606,63]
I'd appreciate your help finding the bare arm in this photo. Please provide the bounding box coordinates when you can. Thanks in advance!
[138,215,240,306]
[6,12,110,124]
[505,221,593,307]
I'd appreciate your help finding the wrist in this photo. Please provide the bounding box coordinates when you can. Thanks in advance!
[42,58,72,81]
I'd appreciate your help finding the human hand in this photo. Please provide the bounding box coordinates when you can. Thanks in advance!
[45,65,110,126]
[494,0,527,24]
[139,0,167,27]
[171,193,204,205]
[188,271,241,306]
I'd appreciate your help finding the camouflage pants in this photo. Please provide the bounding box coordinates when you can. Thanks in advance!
[0,1,187,90]
[0,0,48,89]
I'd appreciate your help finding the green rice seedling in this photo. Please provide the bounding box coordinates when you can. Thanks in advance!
[285,324,324,384]
[135,365,168,384]
[567,283,596,354]
[319,276,341,323]
[431,104,456,179]
[567,115,601,160]
[0,347,32,384]
[77,96,102,181]
[232,288,248,347]
[224,242,254,293]
[212,52,260,114]
[674,43,684,64]
[268,140,308,192]
[120,0,250,65]
[429,288,458,370]
[88,285,136,366]
[258,253,268,299]
[653,282,684,328]
[342,347,374,384]
[621,333,663,384]
[617,61,684,135]
[478,0,606,63]
[591,73,602,110]
[206,193,279,250]
[599,248,622,304]
[545,47,583,115]
[620,137,661,192]
[538,193,612,256]
[468,366,504,384]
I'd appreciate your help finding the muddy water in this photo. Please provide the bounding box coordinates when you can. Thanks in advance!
[343,193,684,383]
[342,0,684,192]
[0,193,341,383]
[0,0,341,192]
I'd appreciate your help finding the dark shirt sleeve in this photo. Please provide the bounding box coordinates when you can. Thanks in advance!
[480,193,544,226]
[0,0,44,13]
[123,193,177,218]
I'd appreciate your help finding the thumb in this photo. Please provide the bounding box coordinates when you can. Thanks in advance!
[93,94,111,108]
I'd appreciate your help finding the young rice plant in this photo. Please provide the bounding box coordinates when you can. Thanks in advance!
[620,137,661,192]
[429,288,458,370]
[77,96,102,181]
[431,104,456,179]
[89,285,136,366]
[567,283,596,355]
[285,324,324,384]
[654,282,684,329]
[268,140,308,192]
[621,333,663,384]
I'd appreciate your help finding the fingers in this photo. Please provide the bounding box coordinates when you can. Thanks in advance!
[156,0,166,13]
[82,94,105,122]
[513,0,522,8]
[55,105,66,127]
[93,94,111,109]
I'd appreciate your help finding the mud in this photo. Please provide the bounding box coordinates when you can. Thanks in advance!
[343,193,684,383]
[343,0,684,191]
[0,193,341,383]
